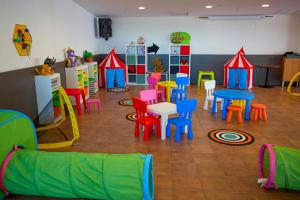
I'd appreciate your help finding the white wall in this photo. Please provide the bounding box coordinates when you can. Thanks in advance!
[97,15,300,55]
[0,0,100,73]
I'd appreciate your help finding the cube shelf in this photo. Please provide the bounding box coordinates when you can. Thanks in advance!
[169,44,191,84]
[126,44,147,85]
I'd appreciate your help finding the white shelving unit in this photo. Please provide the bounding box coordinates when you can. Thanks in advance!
[86,61,99,92]
[65,65,89,105]
[34,73,62,125]
[169,43,191,84]
[126,44,147,85]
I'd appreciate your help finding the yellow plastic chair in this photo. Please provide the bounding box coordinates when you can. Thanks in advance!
[197,71,215,87]
[37,87,80,149]
[287,72,300,97]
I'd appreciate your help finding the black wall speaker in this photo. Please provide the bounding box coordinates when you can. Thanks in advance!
[98,18,112,40]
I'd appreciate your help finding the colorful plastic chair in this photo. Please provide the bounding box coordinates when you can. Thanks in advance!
[132,97,161,141]
[170,77,188,103]
[86,98,100,112]
[139,89,157,105]
[250,104,267,121]
[64,88,86,115]
[147,76,166,102]
[166,99,197,142]
[226,105,243,123]
[197,71,215,87]
[151,72,161,81]
[204,80,223,111]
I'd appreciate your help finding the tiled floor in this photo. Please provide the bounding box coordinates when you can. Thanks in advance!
[8,85,300,200]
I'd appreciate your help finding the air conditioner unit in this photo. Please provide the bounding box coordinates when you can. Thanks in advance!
[199,15,268,20]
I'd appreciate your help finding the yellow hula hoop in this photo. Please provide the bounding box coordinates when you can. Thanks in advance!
[287,72,300,97]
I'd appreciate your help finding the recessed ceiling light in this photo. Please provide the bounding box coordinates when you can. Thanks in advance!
[205,5,213,9]
[261,4,270,8]
[138,6,145,10]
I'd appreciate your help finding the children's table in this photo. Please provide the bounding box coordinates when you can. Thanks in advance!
[156,81,177,102]
[147,102,177,140]
[212,89,255,120]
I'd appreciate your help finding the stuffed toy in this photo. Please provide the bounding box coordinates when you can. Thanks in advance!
[66,48,81,67]
[35,57,56,75]
[152,58,164,73]
[137,36,145,44]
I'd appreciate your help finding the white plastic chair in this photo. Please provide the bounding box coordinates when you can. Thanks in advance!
[204,80,223,112]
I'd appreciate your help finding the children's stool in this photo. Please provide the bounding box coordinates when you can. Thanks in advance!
[64,88,86,115]
[226,105,243,123]
[87,98,100,112]
[197,71,215,87]
[250,104,267,121]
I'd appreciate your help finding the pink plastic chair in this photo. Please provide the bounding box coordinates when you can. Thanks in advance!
[147,76,166,102]
[139,89,157,105]
[151,72,161,81]
[87,98,100,112]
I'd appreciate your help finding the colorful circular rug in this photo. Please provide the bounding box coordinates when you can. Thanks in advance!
[208,129,254,146]
[118,99,133,106]
[126,112,160,122]
[107,88,130,93]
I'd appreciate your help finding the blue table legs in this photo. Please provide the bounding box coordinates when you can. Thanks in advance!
[245,99,251,120]
[212,96,217,114]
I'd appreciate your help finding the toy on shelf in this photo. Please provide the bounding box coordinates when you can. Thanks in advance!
[258,144,300,191]
[224,47,254,90]
[66,48,81,67]
[147,43,159,54]
[152,58,165,73]
[12,24,32,57]
[137,36,145,44]
[0,110,154,200]
[99,48,126,89]
[83,50,93,63]
[171,32,191,44]
[287,72,300,97]
[35,57,56,75]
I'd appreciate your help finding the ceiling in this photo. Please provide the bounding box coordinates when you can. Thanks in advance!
[73,0,300,17]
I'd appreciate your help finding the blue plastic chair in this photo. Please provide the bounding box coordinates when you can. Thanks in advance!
[171,77,189,103]
[166,99,197,142]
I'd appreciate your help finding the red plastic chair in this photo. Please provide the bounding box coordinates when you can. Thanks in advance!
[147,76,166,102]
[64,88,86,115]
[132,97,161,141]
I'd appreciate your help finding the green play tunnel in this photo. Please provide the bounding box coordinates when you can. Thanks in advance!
[3,150,153,200]
[0,110,154,200]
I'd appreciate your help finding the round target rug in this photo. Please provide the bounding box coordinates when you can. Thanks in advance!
[126,112,160,122]
[118,99,133,106]
[208,129,254,146]
[107,88,130,93]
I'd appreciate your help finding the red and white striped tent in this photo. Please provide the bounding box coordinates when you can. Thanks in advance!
[99,48,126,88]
[224,48,254,89]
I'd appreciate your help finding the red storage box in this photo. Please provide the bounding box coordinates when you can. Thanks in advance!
[180,66,190,75]
[180,45,190,55]
[137,65,146,74]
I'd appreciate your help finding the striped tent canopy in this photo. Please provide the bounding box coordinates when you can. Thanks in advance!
[224,48,254,69]
[224,48,254,89]
[99,48,126,88]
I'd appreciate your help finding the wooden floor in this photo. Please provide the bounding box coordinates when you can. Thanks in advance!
[8,85,300,200]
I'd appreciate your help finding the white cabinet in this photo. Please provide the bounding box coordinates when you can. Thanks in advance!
[169,44,191,84]
[35,73,62,125]
[65,65,89,105]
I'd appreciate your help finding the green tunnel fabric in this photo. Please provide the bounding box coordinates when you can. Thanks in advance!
[0,110,37,199]
[4,150,153,200]
[271,146,300,190]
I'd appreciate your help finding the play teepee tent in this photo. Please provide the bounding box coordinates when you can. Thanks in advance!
[224,48,254,89]
[99,49,126,89]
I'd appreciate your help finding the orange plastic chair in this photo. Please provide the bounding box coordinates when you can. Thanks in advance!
[250,104,267,121]
[226,105,243,123]
[132,97,161,141]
